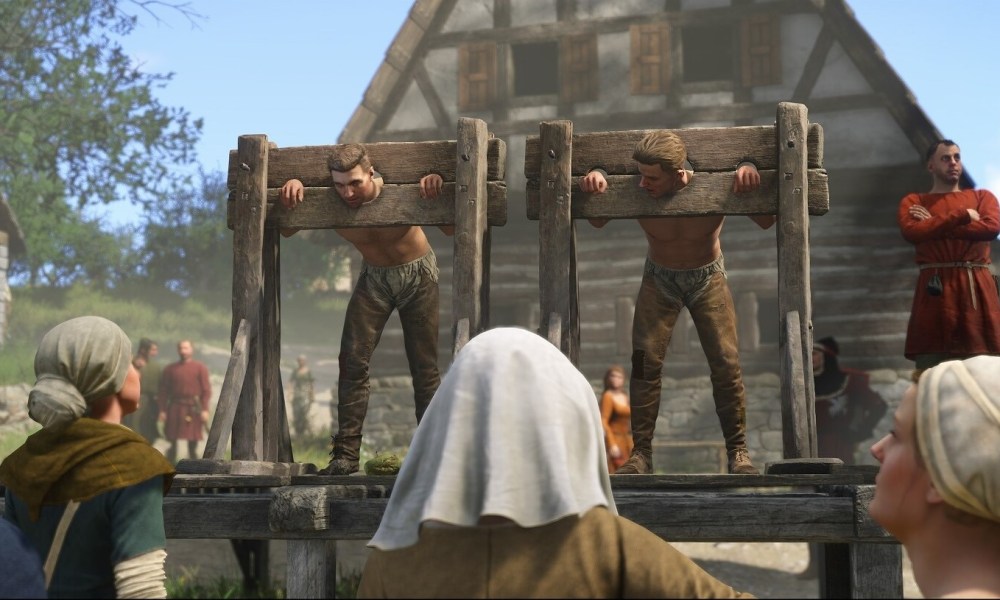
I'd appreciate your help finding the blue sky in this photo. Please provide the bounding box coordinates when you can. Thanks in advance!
[96,0,999,224]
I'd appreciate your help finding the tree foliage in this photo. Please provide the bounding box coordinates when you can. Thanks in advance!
[0,0,203,285]
[141,169,232,302]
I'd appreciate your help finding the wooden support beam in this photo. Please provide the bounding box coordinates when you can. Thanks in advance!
[776,102,816,459]
[262,227,283,462]
[452,117,489,354]
[226,138,506,188]
[526,169,829,219]
[231,135,267,461]
[227,183,508,230]
[524,123,823,177]
[203,318,250,460]
[537,120,579,363]
[782,311,812,458]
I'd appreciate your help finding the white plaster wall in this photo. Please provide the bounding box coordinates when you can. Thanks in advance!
[384,80,438,132]
[441,0,493,32]
[811,40,873,98]
[577,0,664,19]
[509,105,559,122]
[423,48,459,116]
[510,0,557,27]
[813,107,920,169]
[681,91,735,109]
[506,134,527,191]
[752,13,823,104]
[575,31,668,117]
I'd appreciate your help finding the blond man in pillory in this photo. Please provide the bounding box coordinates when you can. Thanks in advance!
[869,356,1000,597]
[280,143,451,475]
[580,130,775,475]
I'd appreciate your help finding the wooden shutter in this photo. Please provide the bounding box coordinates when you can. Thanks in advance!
[458,42,497,111]
[630,23,670,95]
[560,34,598,102]
[741,15,782,86]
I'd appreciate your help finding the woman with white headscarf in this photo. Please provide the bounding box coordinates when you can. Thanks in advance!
[870,356,1000,598]
[357,327,752,598]
[0,316,175,598]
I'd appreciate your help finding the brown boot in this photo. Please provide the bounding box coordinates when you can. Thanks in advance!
[727,448,759,474]
[615,451,653,474]
[318,433,361,475]
[319,458,359,475]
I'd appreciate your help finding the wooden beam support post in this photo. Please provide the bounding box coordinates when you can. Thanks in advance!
[231,134,268,460]
[203,319,250,460]
[776,102,816,459]
[262,226,285,461]
[538,120,578,363]
[452,117,489,355]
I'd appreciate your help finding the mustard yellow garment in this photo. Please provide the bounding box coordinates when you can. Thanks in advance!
[0,418,175,521]
[358,507,754,599]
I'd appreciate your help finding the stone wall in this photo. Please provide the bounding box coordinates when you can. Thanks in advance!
[341,369,914,472]
[2,369,912,472]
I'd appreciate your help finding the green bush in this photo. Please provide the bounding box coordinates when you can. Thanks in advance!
[166,567,285,599]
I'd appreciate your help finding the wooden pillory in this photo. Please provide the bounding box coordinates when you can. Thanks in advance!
[526,101,826,460]
[212,117,506,464]
[12,103,901,598]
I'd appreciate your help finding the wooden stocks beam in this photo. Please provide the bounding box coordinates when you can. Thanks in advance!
[452,118,489,355]
[776,102,817,459]
[538,120,578,363]
[231,135,267,460]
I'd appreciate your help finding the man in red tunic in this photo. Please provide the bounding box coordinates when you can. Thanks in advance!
[158,339,212,462]
[898,139,1000,369]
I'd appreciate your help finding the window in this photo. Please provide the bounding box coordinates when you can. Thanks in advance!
[681,23,734,83]
[560,34,599,102]
[511,41,559,97]
[459,42,497,111]
[741,15,782,86]
[630,23,670,95]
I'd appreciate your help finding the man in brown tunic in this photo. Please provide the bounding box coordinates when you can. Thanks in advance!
[158,339,211,463]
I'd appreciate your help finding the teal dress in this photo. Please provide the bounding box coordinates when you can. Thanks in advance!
[4,476,167,599]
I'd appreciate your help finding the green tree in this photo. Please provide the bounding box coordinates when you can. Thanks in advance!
[0,0,203,285]
[141,170,233,303]
[140,170,341,306]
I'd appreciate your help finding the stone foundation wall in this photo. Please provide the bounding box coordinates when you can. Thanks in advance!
[338,369,913,472]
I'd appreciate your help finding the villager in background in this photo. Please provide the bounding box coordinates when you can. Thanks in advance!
[599,364,633,473]
[358,328,753,598]
[158,339,211,463]
[897,139,1000,369]
[0,316,174,598]
[802,336,888,579]
[279,143,453,475]
[869,356,1000,598]
[812,336,888,463]
[130,337,162,443]
[581,130,774,475]
[289,354,315,438]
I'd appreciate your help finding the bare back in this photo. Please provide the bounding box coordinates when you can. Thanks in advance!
[336,225,432,267]
[638,215,725,268]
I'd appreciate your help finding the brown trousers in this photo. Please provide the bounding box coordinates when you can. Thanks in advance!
[334,251,441,462]
[629,255,748,460]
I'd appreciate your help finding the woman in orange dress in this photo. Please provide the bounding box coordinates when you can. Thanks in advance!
[599,365,633,473]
